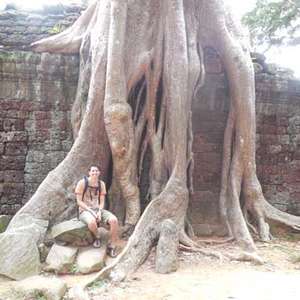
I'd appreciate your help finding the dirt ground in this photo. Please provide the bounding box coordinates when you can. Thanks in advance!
[2,236,300,300]
[82,235,300,300]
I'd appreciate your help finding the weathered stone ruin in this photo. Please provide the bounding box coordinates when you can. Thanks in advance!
[1,5,300,237]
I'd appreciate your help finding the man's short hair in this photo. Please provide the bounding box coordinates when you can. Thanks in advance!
[89,165,100,171]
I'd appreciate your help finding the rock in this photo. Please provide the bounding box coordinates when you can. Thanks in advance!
[51,218,93,246]
[76,246,106,274]
[11,275,67,300]
[67,285,90,300]
[0,232,40,280]
[38,242,50,263]
[251,52,266,64]
[0,215,11,233]
[7,214,48,239]
[253,62,264,74]
[265,63,294,79]
[45,244,78,274]
[0,215,48,279]
[155,219,179,274]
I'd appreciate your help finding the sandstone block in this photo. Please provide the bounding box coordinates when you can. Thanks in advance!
[0,232,41,280]
[45,244,78,274]
[12,276,67,300]
[51,218,93,246]
[0,155,25,170]
[3,118,24,131]
[0,131,27,142]
[76,247,106,274]
[3,170,24,182]
[5,142,27,156]
[0,143,4,154]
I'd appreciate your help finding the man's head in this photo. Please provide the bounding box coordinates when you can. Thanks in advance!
[88,166,101,179]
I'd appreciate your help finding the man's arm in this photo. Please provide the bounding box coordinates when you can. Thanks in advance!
[99,181,107,210]
[75,179,97,217]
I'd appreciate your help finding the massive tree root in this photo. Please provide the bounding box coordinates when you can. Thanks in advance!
[2,0,300,281]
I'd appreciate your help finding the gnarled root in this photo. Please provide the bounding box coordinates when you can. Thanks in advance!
[226,251,265,265]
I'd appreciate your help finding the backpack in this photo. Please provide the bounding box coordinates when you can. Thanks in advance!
[77,176,102,218]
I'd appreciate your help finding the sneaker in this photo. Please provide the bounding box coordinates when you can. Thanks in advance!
[93,239,101,248]
[107,245,117,257]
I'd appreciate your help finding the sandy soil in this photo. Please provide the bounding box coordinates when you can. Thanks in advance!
[86,237,300,300]
[1,236,300,300]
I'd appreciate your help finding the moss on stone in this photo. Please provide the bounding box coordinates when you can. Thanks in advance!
[0,50,41,64]
[0,215,11,233]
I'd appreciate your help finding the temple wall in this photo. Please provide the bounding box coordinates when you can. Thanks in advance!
[1,7,300,236]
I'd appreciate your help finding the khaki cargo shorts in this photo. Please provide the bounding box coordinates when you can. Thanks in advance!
[79,209,116,225]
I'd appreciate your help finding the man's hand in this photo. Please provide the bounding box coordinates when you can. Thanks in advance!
[97,210,102,222]
[87,208,97,219]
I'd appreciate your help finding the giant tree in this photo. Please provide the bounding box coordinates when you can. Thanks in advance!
[1,0,300,282]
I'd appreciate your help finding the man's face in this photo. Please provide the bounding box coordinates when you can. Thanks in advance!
[89,166,100,178]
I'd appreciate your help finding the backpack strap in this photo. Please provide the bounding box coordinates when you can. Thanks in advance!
[97,180,102,205]
[82,175,89,201]
[81,176,103,207]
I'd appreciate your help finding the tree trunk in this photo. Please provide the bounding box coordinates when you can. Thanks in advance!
[1,0,300,282]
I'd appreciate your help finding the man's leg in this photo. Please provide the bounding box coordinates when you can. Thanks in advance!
[79,211,101,246]
[108,215,119,246]
[101,210,119,256]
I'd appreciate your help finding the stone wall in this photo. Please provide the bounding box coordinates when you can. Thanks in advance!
[0,5,82,50]
[0,6,81,214]
[0,50,78,215]
[190,48,300,235]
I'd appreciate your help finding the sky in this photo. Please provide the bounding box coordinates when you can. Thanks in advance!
[1,0,300,78]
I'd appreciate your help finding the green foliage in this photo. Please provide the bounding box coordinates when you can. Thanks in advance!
[48,23,66,34]
[88,279,105,290]
[33,291,47,300]
[242,0,300,50]
[68,263,78,274]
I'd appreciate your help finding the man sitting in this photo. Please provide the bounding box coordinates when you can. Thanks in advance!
[75,166,119,257]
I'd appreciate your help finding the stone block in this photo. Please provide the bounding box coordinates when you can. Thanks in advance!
[0,205,10,214]
[6,196,20,205]
[11,276,67,300]
[24,173,46,183]
[3,183,24,197]
[76,247,106,274]
[0,131,27,142]
[0,232,41,280]
[5,142,27,156]
[35,118,52,130]
[28,130,50,143]
[268,145,282,154]
[0,195,7,204]
[0,155,25,170]
[26,150,46,163]
[45,244,78,274]
[3,170,24,183]
[3,118,24,131]
[61,140,73,151]
[0,143,4,155]
[34,111,51,121]
[51,219,93,246]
